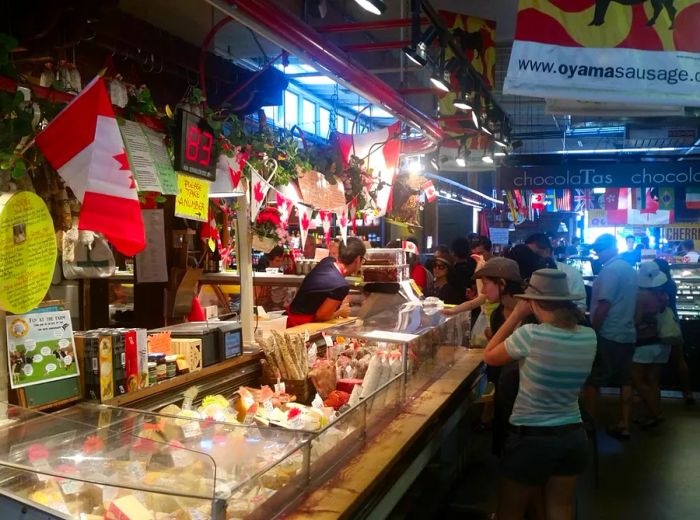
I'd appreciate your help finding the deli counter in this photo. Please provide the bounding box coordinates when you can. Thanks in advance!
[0,303,483,519]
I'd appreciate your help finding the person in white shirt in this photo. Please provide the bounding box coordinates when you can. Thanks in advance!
[545,244,587,311]
[679,240,699,263]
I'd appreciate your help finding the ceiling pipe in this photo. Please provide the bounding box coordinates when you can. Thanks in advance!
[203,0,444,144]
[340,40,412,53]
[315,17,429,33]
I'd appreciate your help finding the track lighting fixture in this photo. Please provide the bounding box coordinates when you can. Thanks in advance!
[430,70,451,92]
[456,139,469,167]
[471,110,479,129]
[453,93,472,111]
[456,155,467,167]
[354,0,387,15]
[403,26,437,67]
[494,134,508,148]
[482,146,495,164]
[430,155,440,170]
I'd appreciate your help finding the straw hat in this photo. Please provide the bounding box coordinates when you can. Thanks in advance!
[516,268,584,301]
[474,257,521,282]
[638,261,667,288]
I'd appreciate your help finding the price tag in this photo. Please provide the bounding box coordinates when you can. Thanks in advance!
[180,421,202,439]
[172,448,194,468]
[322,333,333,347]
[59,479,83,495]
[263,399,274,414]
[289,415,304,430]
[274,382,286,394]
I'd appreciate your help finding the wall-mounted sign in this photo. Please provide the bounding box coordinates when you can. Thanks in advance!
[0,191,57,314]
[173,109,216,181]
[500,161,700,190]
[297,170,346,211]
[175,174,209,222]
[6,310,79,389]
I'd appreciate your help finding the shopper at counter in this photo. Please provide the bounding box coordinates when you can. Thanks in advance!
[286,237,366,327]
[584,233,638,438]
[451,237,477,294]
[255,246,284,272]
[507,233,555,280]
[544,243,587,311]
[679,239,699,263]
[430,256,464,305]
[631,262,671,430]
[483,269,595,520]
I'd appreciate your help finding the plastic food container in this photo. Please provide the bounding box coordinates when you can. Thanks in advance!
[361,264,410,282]
[364,248,406,266]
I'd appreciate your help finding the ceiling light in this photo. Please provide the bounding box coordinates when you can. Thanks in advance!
[453,95,472,111]
[456,156,466,167]
[471,110,479,129]
[430,156,439,170]
[494,151,506,157]
[354,0,386,15]
[404,46,427,66]
[482,154,494,164]
[430,73,450,92]
[481,125,492,136]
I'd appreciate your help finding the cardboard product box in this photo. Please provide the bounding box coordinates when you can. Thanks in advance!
[122,329,139,393]
[172,338,202,373]
[110,331,127,396]
[97,333,114,401]
[134,328,149,389]
[75,333,100,400]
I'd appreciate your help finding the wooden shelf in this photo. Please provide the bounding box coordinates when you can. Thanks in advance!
[101,353,262,408]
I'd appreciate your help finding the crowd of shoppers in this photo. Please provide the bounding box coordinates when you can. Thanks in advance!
[417,230,692,519]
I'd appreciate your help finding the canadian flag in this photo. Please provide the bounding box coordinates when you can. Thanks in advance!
[250,166,270,222]
[422,180,437,203]
[531,190,545,211]
[320,210,332,246]
[296,203,314,250]
[334,204,349,245]
[337,122,401,217]
[36,77,145,256]
[275,191,293,227]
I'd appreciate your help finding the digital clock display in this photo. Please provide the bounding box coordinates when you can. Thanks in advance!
[174,109,217,181]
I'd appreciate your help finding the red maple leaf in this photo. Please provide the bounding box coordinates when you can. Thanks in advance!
[228,165,242,189]
[301,211,310,230]
[113,149,135,189]
[254,181,265,203]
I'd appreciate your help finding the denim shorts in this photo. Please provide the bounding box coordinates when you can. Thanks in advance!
[500,426,588,486]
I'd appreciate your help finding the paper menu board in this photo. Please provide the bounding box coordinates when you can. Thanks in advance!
[142,126,178,195]
[6,310,80,389]
[119,119,162,193]
[489,227,510,246]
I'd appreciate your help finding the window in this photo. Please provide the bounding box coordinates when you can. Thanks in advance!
[319,107,331,138]
[301,99,316,134]
[284,91,298,128]
[336,115,345,133]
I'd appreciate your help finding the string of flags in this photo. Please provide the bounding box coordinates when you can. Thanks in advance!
[249,165,359,245]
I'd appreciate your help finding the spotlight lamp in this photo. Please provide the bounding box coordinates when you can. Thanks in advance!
[482,146,495,164]
[470,110,480,129]
[354,0,387,15]
[403,26,437,67]
[430,68,451,92]
[453,93,472,111]
[430,155,440,170]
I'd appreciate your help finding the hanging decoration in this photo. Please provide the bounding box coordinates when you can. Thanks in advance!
[35,76,145,256]
[296,203,314,250]
[249,166,271,222]
[335,204,349,245]
[320,210,332,246]
[276,191,293,227]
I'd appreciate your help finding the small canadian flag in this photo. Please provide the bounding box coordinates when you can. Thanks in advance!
[422,180,437,203]
[36,77,145,256]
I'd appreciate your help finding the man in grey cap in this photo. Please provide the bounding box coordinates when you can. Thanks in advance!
[583,233,638,439]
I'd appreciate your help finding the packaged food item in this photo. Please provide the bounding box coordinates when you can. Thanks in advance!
[123,329,139,392]
[164,355,177,379]
[308,359,336,399]
[363,248,406,266]
[98,333,114,401]
[361,264,410,283]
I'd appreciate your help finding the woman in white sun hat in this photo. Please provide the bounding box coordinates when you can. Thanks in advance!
[631,261,671,430]
[484,268,596,520]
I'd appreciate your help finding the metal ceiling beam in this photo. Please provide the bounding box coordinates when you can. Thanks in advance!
[204,0,444,143]
[340,40,411,52]
[315,17,429,33]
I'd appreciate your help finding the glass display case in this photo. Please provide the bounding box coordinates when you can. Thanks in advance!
[671,265,700,320]
[324,301,469,397]
[0,402,311,519]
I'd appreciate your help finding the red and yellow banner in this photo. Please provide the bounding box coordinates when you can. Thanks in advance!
[504,0,700,106]
[438,12,496,150]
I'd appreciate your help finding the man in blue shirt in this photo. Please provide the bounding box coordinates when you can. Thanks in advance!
[584,233,638,439]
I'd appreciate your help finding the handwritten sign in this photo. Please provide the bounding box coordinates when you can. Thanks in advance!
[489,227,510,245]
[175,174,209,222]
[6,310,79,389]
[135,209,168,283]
[0,191,57,314]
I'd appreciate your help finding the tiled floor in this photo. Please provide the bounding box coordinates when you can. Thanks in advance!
[394,397,699,520]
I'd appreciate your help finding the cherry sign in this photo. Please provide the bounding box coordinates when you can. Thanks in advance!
[174,109,217,181]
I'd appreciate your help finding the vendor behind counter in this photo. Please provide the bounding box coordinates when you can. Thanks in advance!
[287,237,366,327]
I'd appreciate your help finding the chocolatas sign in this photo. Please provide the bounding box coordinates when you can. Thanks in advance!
[500,162,700,190]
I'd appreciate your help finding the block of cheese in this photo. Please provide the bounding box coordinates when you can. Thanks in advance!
[105,495,155,520]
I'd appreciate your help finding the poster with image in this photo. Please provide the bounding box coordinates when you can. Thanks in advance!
[6,310,80,389]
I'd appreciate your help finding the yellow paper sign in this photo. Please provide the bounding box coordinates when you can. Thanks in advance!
[175,174,209,222]
[0,191,57,314]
